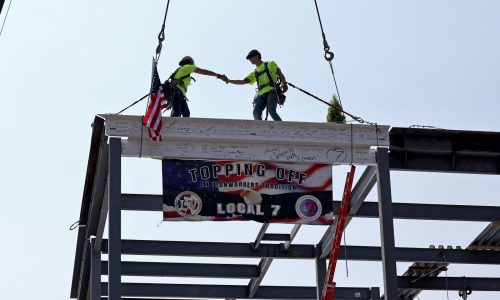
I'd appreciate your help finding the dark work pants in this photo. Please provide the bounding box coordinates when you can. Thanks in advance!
[170,89,190,117]
[253,91,282,121]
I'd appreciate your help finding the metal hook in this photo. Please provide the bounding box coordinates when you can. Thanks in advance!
[324,51,334,61]
[322,39,334,61]
[157,25,165,42]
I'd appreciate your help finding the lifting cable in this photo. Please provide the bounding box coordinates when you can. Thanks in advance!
[288,82,375,125]
[116,1,171,114]
[155,0,171,61]
[313,0,343,109]
[0,0,14,37]
[117,0,377,127]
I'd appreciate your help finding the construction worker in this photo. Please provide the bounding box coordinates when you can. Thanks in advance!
[168,56,227,117]
[226,50,288,121]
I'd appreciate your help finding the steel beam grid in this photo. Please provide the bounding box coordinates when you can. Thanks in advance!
[397,276,500,291]
[248,222,273,298]
[99,283,376,300]
[248,223,302,298]
[389,127,500,174]
[122,193,500,222]
[101,261,260,278]
[104,239,315,258]
[468,221,500,250]
[248,258,273,298]
[72,116,500,300]
[100,239,500,264]
[397,261,449,299]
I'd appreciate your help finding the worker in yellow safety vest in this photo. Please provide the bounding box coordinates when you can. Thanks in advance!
[226,50,288,121]
[167,56,228,117]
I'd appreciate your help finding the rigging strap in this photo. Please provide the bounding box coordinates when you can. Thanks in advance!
[116,93,150,115]
[287,82,375,125]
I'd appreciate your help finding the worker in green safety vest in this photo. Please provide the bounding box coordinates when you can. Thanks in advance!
[167,56,228,117]
[226,50,288,121]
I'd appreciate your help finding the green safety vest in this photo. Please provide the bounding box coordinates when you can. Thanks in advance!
[247,61,279,96]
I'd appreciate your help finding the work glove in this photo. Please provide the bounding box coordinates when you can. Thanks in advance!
[281,82,288,93]
[217,74,229,83]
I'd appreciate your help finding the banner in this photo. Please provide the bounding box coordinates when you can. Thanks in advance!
[162,159,333,224]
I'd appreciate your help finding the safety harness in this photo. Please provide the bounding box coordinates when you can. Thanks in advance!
[254,62,286,107]
[167,67,195,92]
[255,62,277,92]
[159,67,196,111]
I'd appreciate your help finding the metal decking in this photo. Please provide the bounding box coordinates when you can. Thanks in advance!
[468,222,500,251]
[70,115,500,300]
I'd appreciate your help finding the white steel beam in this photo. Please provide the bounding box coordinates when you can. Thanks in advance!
[122,139,378,165]
[100,114,388,147]
[99,114,389,165]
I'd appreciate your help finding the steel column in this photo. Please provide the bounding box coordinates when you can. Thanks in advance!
[376,148,398,300]
[90,238,101,300]
[93,181,108,252]
[369,287,380,300]
[71,119,107,299]
[108,137,122,300]
[315,254,327,300]
[76,241,91,300]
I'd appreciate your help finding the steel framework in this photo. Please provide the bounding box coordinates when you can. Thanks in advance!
[71,115,500,300]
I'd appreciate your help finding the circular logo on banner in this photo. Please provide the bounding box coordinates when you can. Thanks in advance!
[174,191,203,217]
[295,195,322,221]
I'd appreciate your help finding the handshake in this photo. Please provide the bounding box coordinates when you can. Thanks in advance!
[216,73,229,83]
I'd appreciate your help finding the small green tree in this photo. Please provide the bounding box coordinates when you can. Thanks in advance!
[326,95,346,123]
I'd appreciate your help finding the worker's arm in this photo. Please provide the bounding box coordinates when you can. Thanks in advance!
[227,78,250,85]
[276,67,288,92]
[193,67,228,82]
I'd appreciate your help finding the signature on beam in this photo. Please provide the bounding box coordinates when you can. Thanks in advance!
[326,148,347,162]
[264,148,299,161]
[175,143,194,155]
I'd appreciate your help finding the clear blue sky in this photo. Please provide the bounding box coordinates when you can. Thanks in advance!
[1,1,499,299]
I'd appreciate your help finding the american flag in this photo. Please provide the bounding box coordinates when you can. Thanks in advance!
[143,61,169,141]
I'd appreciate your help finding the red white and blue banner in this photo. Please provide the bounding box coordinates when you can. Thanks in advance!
[162,159,334,224]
